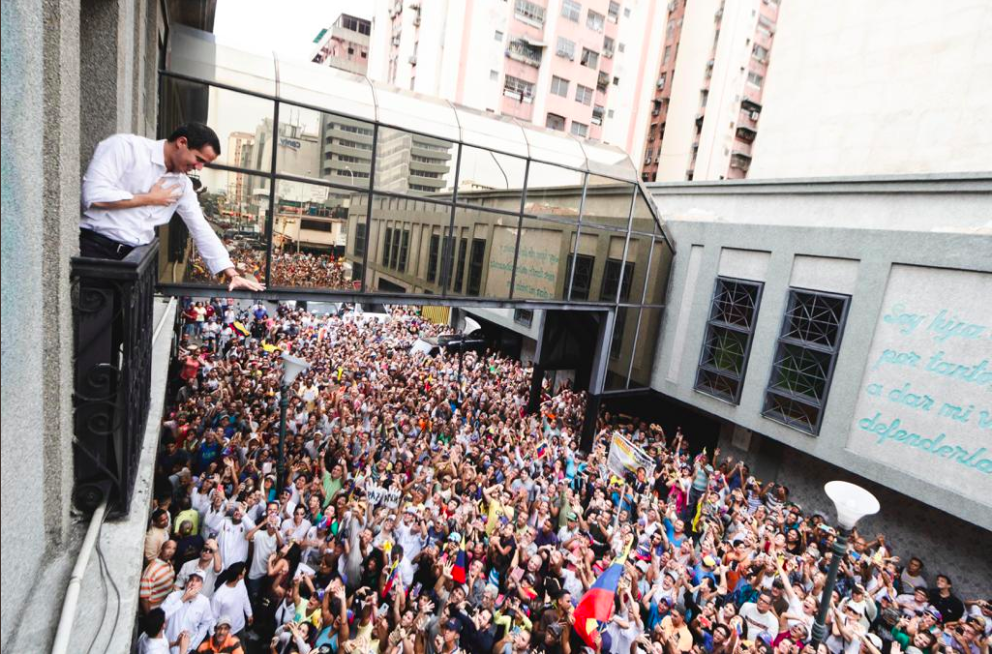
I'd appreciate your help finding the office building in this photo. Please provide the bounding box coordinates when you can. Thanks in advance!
[312,13,372,74]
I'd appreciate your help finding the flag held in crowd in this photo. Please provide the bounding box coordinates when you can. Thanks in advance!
[452,542,467,584]
[607,432,655,479]
[573,541,632,647]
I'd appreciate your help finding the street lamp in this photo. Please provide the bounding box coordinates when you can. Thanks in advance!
[810,481,880,648]
[277,352,310,491]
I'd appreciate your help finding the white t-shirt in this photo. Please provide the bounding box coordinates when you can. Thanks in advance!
[137,632,170,654]
[739,602,779,641]
[249,530,278,580]
[218,517,254,567]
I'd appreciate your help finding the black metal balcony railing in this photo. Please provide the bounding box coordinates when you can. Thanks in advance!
[71,241,158,513]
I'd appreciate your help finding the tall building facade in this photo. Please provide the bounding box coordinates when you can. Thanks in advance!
[367,0,665,150]
[312,13,372,74]
[641,0,781,182]
[226,131,254,210]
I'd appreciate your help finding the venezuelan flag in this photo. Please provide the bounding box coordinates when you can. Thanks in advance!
[233,321,250,336]
[536,442,548,459]
[452,542,467,584]
[381,560,400,598]
[572,543,631,647]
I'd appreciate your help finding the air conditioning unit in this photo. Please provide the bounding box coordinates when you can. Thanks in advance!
[668,1,677,12]
[409,55,418,65]
[750,110,760,120]
[389,8,396,18]
[392,36,401,46]
[413,15,421,26]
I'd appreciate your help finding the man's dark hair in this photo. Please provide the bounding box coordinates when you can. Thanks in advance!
[144,608,166,636]
[167,123,221,156]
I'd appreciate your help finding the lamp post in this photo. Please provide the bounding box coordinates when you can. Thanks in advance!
[277,352,310,491]
[810,481,880,648]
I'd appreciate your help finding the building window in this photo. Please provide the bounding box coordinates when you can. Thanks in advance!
[515,0,546,26]
[752,44,769,61]
[663,45,671,64]
[762,289,850,435]
[546,113,566,131]
[601,258,634,303]
[382,227,393,265]
[695,277,763,404]
[427,234,440,283]
[561,0,582,22]
[398,230,410,272]
[587,9,605,31]
[454,237,468,292]
[495,30,504,41]
[575,84,594,105]
[389,228,402,269]
[300,219,332,232]
[508,38,543,66]
[556,36,576,59]
[467,238,486,296]
[565,253,595,300]
[618,42,625,53]
[747,71,764,87]
[603,36,615,57]
[570,121,588,137]
[514,308,533,327]
[658,73,666,89]
[550,75,570,97]
[490,69,499,81]
[351,261,364,281]
[597,70,610,92]
[354,222,367,256]
[580,47,600,68]
[503,75,535,101]
[592,105,605,125]
[608,1,621,22]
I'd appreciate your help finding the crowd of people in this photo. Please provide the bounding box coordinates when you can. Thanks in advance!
[138,300,992,654]
[187,246,354,290]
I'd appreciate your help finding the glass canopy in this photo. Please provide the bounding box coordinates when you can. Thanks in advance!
[157,26,673,390]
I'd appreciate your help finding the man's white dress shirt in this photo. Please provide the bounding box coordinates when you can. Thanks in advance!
[80,134,234,275]
[161,590,215,653]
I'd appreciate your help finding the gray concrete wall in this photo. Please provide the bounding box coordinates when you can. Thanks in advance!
[646,177,992,533]
[1,0,161,649]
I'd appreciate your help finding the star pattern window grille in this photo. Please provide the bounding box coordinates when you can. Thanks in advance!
[762,288,850,435]
[695,277,763,404]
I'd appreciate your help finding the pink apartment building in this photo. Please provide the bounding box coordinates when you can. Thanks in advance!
[366,0,664,150]
[641,0,781,181]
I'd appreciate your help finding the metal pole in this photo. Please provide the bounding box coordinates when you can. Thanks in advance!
[277,384,289,491]
[810,528,849,648]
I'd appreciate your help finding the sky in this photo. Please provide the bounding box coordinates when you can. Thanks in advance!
[213,0,372,63]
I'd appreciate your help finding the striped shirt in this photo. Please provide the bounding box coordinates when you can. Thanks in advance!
[140,558,176,609]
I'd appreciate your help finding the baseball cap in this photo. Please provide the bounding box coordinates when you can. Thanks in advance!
[188,570,204,581]
[443,618,462,632]
[449,532,462,543]
[703,555,717,567]
[216,615,233,628]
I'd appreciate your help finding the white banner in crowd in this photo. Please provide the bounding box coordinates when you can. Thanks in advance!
[607,432,655,480]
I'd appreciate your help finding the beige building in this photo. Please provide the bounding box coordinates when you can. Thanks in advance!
[748,0,992,178]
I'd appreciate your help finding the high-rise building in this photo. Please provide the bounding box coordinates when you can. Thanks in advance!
[641,0,781,182]
[367,0,664,148]
[312,13,372,74]
[226,131,254,209]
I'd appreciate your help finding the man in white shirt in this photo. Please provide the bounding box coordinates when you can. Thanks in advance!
[79,123,263,292]
[245,513,283,599]
[739,591,781,641]
[175,538,222,599]
[136,608,189,654]
[217,503,255,568]
[161,571,215,653]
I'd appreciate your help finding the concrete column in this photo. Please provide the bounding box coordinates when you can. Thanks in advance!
[527,364,545,414]
[579,393,603,452]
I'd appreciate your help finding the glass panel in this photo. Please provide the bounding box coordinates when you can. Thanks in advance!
[583,142,638,181]
[629,186,658,235]
[701,328,751,376]
[763,393,820,434]
[768,343,832,402]
[376,87,461,142]
[159,171,271,288]
[630,307,662,388]
[455,106,529,157]
[268,180,360,290]
[456,145,527,211]
[605,307,637,390]
[564,223,625,303]
[645,239,673,306]
[447,206,517,300]
[524,163,585,220]
[620,231,652,305]
[278,58,376,122]
[581,178,635,229]
[511,217,571,301]
[167,26,277,96]
[526,126,587,169]
[274,105,374,191]
[159,78,274,175]
[357,194,453,295]
[375,126,458,199]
